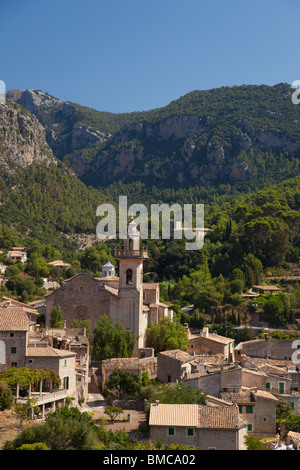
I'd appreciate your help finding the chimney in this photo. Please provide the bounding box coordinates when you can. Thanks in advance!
[202,327,209,338]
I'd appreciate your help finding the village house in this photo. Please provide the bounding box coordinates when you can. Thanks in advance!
[221,388,278,439]
[48,260,71,268]
[251,285,281,294]
[234,332,297,361]
[6,247,27,264]
[149,402,248,450]
[187,327,235,362]
[0,297,90,409]
[156,349,196,384]
[183,362,243,396]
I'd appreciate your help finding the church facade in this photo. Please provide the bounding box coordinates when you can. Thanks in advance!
[45,217,172,352]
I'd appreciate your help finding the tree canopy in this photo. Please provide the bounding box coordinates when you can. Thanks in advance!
[92,315,135,360]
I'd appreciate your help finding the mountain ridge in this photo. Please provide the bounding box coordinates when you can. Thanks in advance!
[7,83,300,190]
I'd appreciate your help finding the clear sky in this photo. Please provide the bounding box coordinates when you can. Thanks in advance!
[0,0,299,113]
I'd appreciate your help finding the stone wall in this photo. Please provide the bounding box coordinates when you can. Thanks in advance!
[197,427,247,450]
[150,425,198,448]
[149,426,247,450]
[0,331,28,371]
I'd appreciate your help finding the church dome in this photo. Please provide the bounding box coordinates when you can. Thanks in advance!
[102,260,115,277]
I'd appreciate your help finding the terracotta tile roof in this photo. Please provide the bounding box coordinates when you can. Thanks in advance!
[101,357,139,370]
[0,297,38,314]
[103,285,119,296]
[0,306,29,331]
[205,333,233,344]
[149,403,245,430]
[221,390,255,404]
[189,332,233,344]
[158,350,195,362]
[257,364,290,376]
[253,390,278,401]
[149,403,199,427]
[26,346,76,357]
[198,405,243,429]
[95,276,120,281]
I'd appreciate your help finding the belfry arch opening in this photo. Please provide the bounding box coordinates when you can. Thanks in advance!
[126,269,133,285]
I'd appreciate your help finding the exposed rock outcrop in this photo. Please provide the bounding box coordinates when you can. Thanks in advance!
[0,99,56,174]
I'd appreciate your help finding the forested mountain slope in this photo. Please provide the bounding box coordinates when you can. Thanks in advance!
[7,84,300,192]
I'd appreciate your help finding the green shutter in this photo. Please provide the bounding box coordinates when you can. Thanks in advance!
[168,428,175,436]
[246,405,253,413]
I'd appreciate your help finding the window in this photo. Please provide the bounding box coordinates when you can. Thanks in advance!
[266,382,270,389]
[11,346,17,354]
[279,382,285,394]
[10,333,14,337]
[11,362,17,368]
[246,406,253,414]
[63,377,69,390]
[167,375,172,383]
[238,405,243,413]
[64,359,67,366]
[28,359,33,364]
[168,428,175,436]
[248,424,252,431]
[187,428,194,437]
[126,269,133,285]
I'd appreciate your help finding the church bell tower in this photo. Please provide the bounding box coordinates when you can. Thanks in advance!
[114,216,148,350]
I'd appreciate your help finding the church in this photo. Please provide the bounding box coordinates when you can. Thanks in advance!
[45,216,172,352]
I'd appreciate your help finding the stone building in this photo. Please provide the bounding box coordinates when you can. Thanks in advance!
[157,349,196,384]
[25,344,77,396]
[149,403,248,450]
[221,388,278,438]
[0,304,31,371]
[184,362,243,395]
[0,297,89,406]
[234,333,296,361]
[45,217,172,352]
[187,327,235,362]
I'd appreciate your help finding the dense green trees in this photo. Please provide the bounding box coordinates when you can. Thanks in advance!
[4,405,99,451]
[50,305,64,328]
[106,370,142,398]
[146,317,188,354]
[143,381,206,405]
[92,315,135,360]
[0,381,14,411]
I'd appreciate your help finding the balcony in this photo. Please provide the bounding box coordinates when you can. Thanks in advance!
[15,389,69,406]
[114,249,148,259]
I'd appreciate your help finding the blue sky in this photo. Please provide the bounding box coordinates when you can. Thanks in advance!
[0,0,299,113]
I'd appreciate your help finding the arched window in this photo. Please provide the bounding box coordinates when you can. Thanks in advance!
[126,269,133,285]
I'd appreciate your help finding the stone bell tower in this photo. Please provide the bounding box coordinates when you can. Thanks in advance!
[114,216,148,350]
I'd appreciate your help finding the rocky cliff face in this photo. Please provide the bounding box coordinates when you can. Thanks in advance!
[7,85,300,188]
[72,114,297,187]
[6,89,111,160]
[0,99,56,175]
